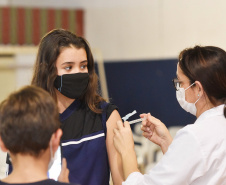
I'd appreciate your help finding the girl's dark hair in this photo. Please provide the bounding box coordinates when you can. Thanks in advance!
[31,29,105,113]
[178,45,226,117]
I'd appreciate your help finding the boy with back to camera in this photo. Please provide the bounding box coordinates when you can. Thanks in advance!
[0,85,76,185]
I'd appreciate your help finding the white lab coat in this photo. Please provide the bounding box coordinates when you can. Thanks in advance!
[123,104,226,185]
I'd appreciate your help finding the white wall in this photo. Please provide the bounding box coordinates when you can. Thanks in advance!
[1,0,154,9]
[15,54,36,88]
[85,4,161,60]
[1,0,226,61]
[85,0,226,61]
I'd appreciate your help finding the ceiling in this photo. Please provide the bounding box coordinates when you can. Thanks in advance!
[1,0,152,9]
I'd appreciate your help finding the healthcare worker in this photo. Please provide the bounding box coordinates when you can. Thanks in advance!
[113,45,226,185]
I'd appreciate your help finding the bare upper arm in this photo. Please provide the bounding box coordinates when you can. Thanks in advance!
[106,110,124,185]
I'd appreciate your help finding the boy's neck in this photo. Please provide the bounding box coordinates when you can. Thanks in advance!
[2,152,50,183]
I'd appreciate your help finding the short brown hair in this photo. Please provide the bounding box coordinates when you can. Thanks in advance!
[0,85,60,156]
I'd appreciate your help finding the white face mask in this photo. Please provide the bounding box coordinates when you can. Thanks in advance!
[176,82,200,116]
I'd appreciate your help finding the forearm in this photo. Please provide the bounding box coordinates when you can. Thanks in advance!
[160,135,173,154]
[121,149,140,180]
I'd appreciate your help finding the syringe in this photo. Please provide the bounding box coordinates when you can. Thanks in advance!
[129,117,146,125]
[122,110,137,122]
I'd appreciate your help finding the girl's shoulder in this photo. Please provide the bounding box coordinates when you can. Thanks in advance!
[100,101,118,120]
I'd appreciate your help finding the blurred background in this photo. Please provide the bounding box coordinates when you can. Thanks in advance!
[1,0,226,178]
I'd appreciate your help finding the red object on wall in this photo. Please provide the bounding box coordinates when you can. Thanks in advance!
[76,10,84,36]
[0,7,84,45]
[17,7,25,45]
[32,8,40,45]
[62,9,69,30]
[2,7,10,44]
[48,9,55,32]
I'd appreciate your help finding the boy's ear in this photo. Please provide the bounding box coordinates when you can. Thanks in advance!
[0,137,8,152]
[49,129,62,153]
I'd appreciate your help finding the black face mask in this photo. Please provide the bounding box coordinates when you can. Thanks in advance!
[54,73,89,99]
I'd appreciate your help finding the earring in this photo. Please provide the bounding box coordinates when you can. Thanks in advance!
[198,94,200,97]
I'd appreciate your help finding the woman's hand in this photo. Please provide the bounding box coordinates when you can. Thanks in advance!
[140,113,173,154]
[113,120,134,156]
[58,158,69,183]
[113,120,139,179]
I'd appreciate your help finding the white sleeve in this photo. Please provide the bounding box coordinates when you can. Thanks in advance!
[123,128,206,185]
[122,172,145,185]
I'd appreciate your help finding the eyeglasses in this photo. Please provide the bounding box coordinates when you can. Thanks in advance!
[172,78,181,91]
[172,78,195,91]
